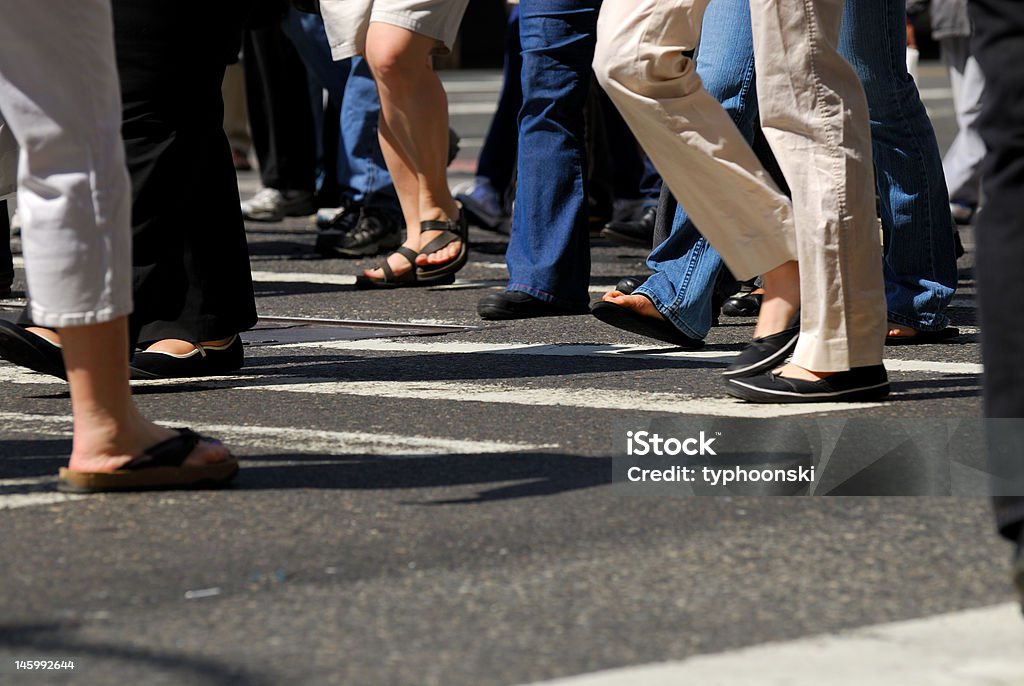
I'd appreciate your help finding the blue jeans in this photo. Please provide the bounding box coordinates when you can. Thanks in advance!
[281,10,397,210]
[476,5,521,195]
[637,0,957,338]
[505,0,601,309]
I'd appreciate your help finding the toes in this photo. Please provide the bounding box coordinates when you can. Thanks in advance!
[188,439,231,467]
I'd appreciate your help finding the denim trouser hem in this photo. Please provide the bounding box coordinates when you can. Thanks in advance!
[887,310,951,333]
[633,285,706,341]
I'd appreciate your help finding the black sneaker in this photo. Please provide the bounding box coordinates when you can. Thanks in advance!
[725,364,890,403]
[331,207,403,258]
[315,203,362,257]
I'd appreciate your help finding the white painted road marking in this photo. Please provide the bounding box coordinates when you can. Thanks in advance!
[280,338,985,376]
[522,603,1024,686]
[0,411,557,509]
[0,411,556,457]
[0,366,884,418]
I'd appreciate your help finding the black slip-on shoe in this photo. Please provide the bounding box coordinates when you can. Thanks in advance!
[130,335,244,379]
[723,324,800,379]
[590,300,704,348]
[0,320,66,380]
[725,364,890,404]
[478,291,588,320]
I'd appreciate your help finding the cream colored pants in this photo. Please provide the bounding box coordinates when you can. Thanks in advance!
[0,0,132,328]
[594,0,885,371]
[321,0,471,61]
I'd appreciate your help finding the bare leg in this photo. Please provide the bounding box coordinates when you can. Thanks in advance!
[59,316,230,473]
[363,22,462,280]
[754,260,800,339]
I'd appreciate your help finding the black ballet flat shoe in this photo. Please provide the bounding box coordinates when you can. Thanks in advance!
[130,335,244,379]
[725,364,890,404]
[0,320,66,380]
[723,311,801,379]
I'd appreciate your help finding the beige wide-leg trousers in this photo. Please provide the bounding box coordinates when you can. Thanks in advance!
[594,0,886,372]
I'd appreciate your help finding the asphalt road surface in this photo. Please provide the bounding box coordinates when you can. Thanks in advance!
[1,64,1021,685]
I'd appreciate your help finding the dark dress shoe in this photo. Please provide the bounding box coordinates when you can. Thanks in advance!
[130,335,244,379]
[721,291,763,317]
[614,276,645,295]
[600,206,657,248]
[725,364,889,403]
[478,291,588,320]
[0,320,66,380]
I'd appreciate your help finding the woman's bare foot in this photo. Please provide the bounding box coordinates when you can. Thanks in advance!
[601,290,664,319]
[363,240,421,280]
[414,209,463,267]
[886,322,918,339]
[754,260,800,339]
[67,407,231,474]
[771,362,834,382]
[416,231,462,266]
[26,326,61,346]
[144,336,235,355]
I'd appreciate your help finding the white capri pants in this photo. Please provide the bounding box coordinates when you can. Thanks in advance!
[0,0,132,328]
[321,0,471,61]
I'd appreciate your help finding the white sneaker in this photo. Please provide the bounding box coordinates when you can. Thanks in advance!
[241,187,316,222]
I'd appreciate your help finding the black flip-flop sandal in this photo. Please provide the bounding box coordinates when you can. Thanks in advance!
[885,326,961,346]
[416,211,468,281]
[57,428,239,493]
[0,319,66,380]
[590,300,704,348]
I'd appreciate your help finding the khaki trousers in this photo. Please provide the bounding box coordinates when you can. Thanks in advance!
[594,0,885,371]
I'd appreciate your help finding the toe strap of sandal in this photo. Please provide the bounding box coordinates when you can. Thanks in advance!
[419,217,466,255]
[380,245,420,282]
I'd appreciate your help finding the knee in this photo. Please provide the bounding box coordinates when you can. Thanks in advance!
[364,40,420,87]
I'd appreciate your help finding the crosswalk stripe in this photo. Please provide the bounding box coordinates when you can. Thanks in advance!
[250,270,355,285]
[0,411,555,457]
[239,379,886,417]
[0,363,883,418]
[520,603,1024,686]
[277,339,984,376]
[0,411,557,509]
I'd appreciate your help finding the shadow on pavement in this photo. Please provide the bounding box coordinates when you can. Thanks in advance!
[0,623,268,686]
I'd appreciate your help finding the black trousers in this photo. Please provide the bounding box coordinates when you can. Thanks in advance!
[970,0,1024,541]
[22,1,258,346]
[244,22,317,193]
[0,200,11,291]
